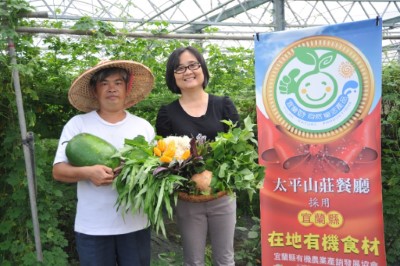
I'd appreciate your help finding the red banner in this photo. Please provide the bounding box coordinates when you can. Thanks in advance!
[255,19,386,265]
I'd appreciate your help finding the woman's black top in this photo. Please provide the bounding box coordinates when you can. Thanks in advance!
[155,94,239,141]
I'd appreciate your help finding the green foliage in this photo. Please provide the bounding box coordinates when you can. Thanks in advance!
[381,61,400,265]
[206,45,256,120]
[207,117,265,201]
[235,217,262,265]
[113,118,264,238]
[152,251,183,265]
[114,136,186,237]
[2,0,400,264]
[0,0,33,41]
[0,126,75,265]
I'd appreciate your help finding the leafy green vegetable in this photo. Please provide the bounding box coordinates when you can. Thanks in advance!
[206,116,265,202]
[113,136,186,237]
[113,116,266,237]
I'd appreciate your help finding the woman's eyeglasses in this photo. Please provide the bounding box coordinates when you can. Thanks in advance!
[174,62,201,74]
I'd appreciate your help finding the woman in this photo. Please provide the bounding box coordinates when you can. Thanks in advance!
[156,46,239,266]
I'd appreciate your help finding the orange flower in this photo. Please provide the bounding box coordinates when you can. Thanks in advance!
[181,150,191,160]
[163,141,176,158]
[155,136,191,164]
[160,155,173,163]
[157,139,166,152]
[153,147,162,157]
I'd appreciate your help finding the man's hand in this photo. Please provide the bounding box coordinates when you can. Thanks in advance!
[87,165,115,186]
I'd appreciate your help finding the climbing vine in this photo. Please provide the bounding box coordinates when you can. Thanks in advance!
[1,0,399,265]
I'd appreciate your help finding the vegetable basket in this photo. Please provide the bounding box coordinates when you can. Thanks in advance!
[177,191,227,203]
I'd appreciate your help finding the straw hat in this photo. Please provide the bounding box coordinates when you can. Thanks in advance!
[68,60,154,112]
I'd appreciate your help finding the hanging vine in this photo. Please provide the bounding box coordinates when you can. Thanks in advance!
[2,0,400,264]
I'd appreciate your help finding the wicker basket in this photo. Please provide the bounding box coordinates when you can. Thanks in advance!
[177,191,227,203]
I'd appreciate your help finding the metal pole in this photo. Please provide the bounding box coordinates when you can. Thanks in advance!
[15,26,255,40]
[274,0,285,31]
[7,39,43,262]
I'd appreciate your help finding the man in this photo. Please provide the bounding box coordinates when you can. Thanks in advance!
[53,60,155,265]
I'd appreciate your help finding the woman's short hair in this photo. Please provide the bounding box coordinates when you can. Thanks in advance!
[165,46,210,94]
[89,67,129,90]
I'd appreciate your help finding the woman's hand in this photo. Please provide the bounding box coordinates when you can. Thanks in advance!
[191,170,212,192]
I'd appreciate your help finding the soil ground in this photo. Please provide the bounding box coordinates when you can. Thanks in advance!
[150,217,183,264]
[150,214,260,265]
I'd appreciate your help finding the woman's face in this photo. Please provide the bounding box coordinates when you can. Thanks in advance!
[174,50,204,93]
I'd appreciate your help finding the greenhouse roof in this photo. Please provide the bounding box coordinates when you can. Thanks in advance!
[24,0,400,61]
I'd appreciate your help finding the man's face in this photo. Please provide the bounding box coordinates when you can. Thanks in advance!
[94,73,127,111]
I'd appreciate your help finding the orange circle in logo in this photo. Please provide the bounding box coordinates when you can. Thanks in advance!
[263,36,374,144]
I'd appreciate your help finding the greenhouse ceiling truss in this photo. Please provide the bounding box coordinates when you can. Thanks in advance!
[3,0,400,262]
[14,0,400,62]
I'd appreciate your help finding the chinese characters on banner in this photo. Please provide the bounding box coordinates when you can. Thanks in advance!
[254,18,386,265]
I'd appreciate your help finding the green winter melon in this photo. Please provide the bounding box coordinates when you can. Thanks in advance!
[65,133,120,169]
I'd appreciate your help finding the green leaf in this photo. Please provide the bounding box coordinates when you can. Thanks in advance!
[319,52,337,69]
[294,47,318,66]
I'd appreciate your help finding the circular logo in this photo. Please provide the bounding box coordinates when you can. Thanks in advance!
[263,36,374,144]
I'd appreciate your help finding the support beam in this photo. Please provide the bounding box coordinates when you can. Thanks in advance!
[134,0,185,30]
[274,0,285,31]
[15,26,255,40]
[17,11,48,18]
[15,26,400,40]
[173,0,235,32]
[182,0,271,33]
[2,4,44,263]
[383,16,400,28]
